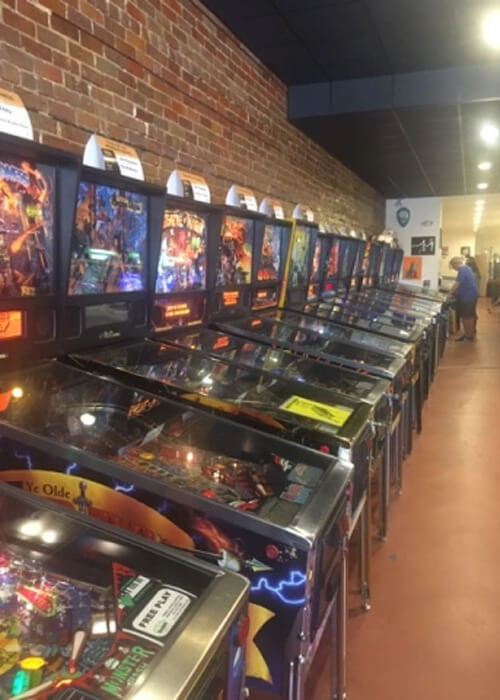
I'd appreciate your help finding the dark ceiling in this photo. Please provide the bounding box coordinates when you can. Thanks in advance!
[199,0,500,197]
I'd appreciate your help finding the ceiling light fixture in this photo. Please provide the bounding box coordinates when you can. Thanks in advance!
[478,161,492,170]
[477,182,489,190]
[480,122,499,145]
[483,11,500,48]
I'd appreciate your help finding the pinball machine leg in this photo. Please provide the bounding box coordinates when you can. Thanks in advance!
[400,393,408,460]
[333,541,348,700]
[395,419,403,496]
[377,430,390,541]
[405,390,413,456]
[424,347,431,400]
[359,498,371,612]
[414,377,423,434]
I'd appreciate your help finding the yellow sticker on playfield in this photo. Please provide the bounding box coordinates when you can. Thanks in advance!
[280,395,353,427]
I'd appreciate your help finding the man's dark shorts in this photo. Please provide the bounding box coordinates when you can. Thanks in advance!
[457,298,478,319]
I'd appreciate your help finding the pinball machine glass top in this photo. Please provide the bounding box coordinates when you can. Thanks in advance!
[68,181,147,296]
[0,157,55,298]
[156,209,208,294]
[215,215,253,287]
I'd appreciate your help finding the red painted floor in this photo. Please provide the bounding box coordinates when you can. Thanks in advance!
[310,300,500,699]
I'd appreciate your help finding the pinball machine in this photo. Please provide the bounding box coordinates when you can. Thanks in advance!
[62,181,377,613]
[143,204,395,540]
[276,228,434,410]
[373,244,451,358]
[206,214,413,493]
[0,134,80,370]
[0,482,249,699]
[0,137,353,699]
[334,236,445,380]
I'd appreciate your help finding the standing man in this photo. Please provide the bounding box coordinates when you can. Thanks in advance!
[450,256,479,342]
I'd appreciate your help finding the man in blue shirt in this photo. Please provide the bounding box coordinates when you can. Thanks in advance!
[450,256,479,341]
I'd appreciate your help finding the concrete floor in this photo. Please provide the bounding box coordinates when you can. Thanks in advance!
[311,300,500,699]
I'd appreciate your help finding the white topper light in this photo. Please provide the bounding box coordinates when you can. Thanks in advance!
[480,123,499,145]
[483,11,500,48]
[477,182,489,190]
[478,161,492,170]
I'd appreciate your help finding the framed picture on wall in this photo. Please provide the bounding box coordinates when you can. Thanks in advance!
[402,256,422,281]
[411,236,435,255]
[460,246,471,257]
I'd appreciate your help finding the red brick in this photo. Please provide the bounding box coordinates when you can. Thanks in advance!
[80,0,105,25]
[81,32,104,54]
[20,34,52,62]
[68,41,93,65]
[20,70,36,90]
[67,6,92,33]
[76,110,100,132]
[0,23,21,47]
[41,133,78,151]
[5,46,33,71]
[51,14,79,41]
[123,58,143,78]
[36,62,63,84]
[38,0,66,16]
[1,62,20,85]
[60,122,87,145]
[92,23,115,47]
[127,2,145,24]
[125,30,145,52]
[136,107,154,123]
[3,7,36,37]
[95,57,118,78]
[47,98,75,123]
[37,25,67,53]
[90,85,114,107]
[18,0,50,25]
[81,63,105,88]
[36,77,54,98]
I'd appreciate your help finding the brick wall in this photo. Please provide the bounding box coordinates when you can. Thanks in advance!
[0,0,385,233]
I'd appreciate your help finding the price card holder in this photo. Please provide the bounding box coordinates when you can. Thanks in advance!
[292,203,314,222]
[83,134,144,180]
[226,184,258,211]
[167,169,211,203]
[0,88,33,140]
[259,197,285,220]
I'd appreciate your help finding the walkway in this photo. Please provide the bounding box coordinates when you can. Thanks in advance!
[322,300,500,699]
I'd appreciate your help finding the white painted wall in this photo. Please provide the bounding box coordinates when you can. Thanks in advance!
[439,228,476,277]
[386,197,442,289]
